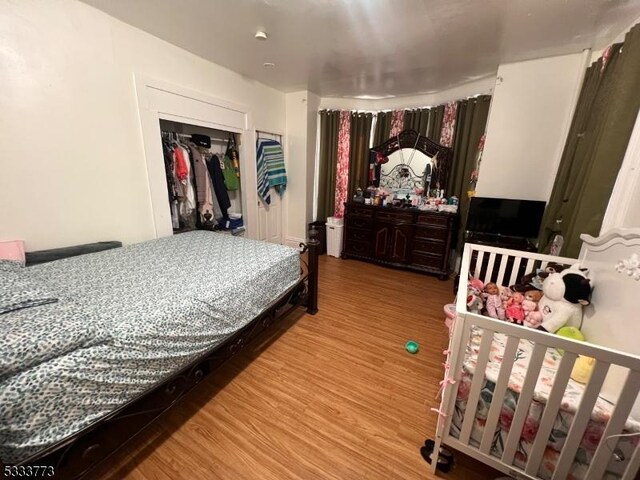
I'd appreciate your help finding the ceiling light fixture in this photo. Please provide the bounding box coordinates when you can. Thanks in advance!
[263,62,275,68]
[255,31,268,40]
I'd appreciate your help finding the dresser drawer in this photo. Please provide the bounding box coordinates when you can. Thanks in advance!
[346,206,373,218]
[415,226,449,241]
[417,213,450,227]
[413,238,445,255]
[346,228,370,243]
[412,252,444,269]
[346,216,372,230]
[376,210,414,223]
[344,239,371,256]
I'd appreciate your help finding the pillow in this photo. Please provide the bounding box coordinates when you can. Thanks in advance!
[0,275,58,315]
[0,240,25,265]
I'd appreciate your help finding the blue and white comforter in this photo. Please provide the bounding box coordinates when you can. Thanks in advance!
[0,232,300,463]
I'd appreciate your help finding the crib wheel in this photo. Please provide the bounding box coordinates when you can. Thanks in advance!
[421,439,454,473]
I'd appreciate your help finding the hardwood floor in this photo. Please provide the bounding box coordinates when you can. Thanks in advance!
[98,256,501,480]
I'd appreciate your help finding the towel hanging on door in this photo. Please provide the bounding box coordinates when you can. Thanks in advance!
[256,138,287,205]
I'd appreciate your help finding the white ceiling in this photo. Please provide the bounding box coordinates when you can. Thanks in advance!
[81,0,640,98]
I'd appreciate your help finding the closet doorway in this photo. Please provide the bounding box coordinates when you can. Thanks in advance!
[256,131,284,245]
[160,119,245,236]
[134,75,259,241]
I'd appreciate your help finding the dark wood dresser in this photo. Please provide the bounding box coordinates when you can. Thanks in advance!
[342,202,457,279]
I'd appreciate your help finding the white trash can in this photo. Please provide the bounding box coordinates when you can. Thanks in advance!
[325,217,344,258]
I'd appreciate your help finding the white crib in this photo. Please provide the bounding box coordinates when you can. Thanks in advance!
[433,229,640,480]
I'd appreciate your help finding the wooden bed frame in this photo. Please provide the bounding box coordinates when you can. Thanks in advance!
[6,230,320,479]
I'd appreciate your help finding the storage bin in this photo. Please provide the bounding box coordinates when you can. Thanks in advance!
[326,217,344,258]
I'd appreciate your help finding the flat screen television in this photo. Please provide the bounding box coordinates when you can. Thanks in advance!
[466,197,546,239]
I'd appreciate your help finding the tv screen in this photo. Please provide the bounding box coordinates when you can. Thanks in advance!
[467,197,546,239]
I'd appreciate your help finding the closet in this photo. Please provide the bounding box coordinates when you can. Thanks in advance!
[159,120,244,236]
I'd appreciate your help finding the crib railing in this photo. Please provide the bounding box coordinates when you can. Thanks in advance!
[435,243,640,480]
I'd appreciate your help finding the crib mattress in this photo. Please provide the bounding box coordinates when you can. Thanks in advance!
[450,327,640,479]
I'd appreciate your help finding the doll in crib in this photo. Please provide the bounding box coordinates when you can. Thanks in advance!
[505,292,525,324]
[482,282,505,320]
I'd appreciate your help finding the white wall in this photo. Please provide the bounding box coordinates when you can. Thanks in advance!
[475,53,587,202]
[306,93,321,226]
[0,0,286,251]
[283,92,309,244]
[282,90,320,245]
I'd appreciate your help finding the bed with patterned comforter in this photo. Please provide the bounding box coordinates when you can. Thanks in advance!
[450,326,640,480]
[0,231,300,463]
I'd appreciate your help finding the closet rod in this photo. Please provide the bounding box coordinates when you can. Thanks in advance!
[161,131,232,144]
[256,129,282,139]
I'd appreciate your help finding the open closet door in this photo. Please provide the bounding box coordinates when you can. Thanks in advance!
[256,131,284,244]
[257,189,283,244]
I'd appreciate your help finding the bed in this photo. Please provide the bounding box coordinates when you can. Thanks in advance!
[0,230,320,478]
[432,229,640,480]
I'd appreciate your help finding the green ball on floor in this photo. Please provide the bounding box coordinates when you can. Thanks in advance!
[405,340,419,354]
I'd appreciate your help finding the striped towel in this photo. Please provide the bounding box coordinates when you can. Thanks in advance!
[256,138,287,205]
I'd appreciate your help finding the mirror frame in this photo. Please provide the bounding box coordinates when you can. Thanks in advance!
[370,129,453,194]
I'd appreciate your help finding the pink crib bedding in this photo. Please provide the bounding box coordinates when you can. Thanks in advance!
[450,327,640,480]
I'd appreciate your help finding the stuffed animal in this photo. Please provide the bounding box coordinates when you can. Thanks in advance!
[571,356,595,384]
[515,263,568,292]
[467,278,484,314]
[522,290,543,328]
[538,265,592,333]
[505,292,525,324]
[482,282,505,320]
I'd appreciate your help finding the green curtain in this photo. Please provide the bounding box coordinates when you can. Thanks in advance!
[448,96,492,251]
[540,24,640,257]
[404,108,431,137]
[373,111,392,146]
[428,104,445,142]
[316,110,340,221]
[347,112,374,198]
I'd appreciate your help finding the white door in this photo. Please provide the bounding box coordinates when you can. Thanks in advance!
[257,188,283,244]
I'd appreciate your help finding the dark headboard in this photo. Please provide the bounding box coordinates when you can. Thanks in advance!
[25,241,122,266]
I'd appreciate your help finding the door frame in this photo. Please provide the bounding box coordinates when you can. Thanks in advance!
[133,74,258,239]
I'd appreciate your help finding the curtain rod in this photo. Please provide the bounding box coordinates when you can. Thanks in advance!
[319,94,490,114]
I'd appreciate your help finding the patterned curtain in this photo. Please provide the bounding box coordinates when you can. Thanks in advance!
[389,110,405,137]
[439,102,458,147]
[333,111,352,218]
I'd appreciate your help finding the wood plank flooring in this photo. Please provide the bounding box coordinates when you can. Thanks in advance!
[98,256,501,479]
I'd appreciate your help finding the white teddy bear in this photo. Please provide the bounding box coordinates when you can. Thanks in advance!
[538,265,592,333]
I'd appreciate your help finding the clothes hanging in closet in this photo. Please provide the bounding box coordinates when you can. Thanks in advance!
[188,143,215,225]
[162,141,180,229]
[206,154,231,220]
[256,138,287,205]
[222,135,241,191]
[173,142,197,229]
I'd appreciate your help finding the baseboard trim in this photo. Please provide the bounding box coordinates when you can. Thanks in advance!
[284,236,305,248]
